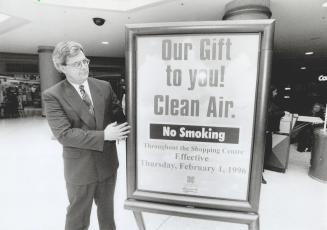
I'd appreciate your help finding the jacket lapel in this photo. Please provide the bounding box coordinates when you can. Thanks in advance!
[88,78,105,130]
[63,80,96,128]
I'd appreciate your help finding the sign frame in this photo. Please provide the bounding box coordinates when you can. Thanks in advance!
[125,200,259,230]
[125,20,275,213]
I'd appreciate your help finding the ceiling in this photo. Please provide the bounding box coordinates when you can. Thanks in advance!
[0,0,327,83]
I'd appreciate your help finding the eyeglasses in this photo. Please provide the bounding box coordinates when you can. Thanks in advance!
[66,58,90,68]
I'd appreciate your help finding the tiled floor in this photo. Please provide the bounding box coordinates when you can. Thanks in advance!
[0,117,326,230]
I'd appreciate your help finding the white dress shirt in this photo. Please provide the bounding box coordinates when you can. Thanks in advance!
[68,80,94,105]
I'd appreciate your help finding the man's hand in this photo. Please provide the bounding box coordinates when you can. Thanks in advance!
[104,122,131,141]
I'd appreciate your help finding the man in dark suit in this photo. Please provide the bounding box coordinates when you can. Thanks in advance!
[43,41,130,230]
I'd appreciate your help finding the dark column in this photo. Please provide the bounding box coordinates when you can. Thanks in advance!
[223,0,271,20]
[38,46,62,116]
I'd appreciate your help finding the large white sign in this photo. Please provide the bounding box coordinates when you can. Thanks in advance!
[136,34,260,200]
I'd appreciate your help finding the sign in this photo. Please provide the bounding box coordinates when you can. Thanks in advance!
[126,21,275,219]
[136,34,260,200]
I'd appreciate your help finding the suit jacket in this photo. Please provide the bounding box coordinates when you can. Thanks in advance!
[43,78,125,185]
[267,101,285,132]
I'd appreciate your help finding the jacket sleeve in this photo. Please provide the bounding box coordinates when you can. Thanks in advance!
[43,91,105,152]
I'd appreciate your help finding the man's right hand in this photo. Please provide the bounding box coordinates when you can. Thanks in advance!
[104,122,131,141]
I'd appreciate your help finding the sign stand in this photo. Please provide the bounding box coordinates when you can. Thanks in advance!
[125,200,259,230]
[125,20,275,230]
[132,210,145,230]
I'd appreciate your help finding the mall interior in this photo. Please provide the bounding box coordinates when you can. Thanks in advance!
[0,0,327,230]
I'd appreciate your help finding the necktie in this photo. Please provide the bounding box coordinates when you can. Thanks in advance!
[79,85,95,116]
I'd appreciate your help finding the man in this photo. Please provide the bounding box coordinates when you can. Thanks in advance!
[296,102,325,152]
[43,41,130,230]
[263,86,285,183]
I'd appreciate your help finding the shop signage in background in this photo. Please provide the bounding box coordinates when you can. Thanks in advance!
[136,34,260,200]
[318,75,327,81]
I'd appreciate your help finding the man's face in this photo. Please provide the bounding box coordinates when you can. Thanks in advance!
[61,50,89,85]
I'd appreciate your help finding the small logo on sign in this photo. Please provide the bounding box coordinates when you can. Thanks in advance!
[187,176,195,184]
[182,175,198,194]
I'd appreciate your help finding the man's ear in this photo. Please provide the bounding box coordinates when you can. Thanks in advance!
[58,64,66,74]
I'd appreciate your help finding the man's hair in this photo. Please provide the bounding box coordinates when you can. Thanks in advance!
[52,41,84,73]
[270,84,277,92]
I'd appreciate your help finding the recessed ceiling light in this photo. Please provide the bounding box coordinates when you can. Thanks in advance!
[322,2,327,7]
[305,51,314,55]
[300,67,307,70]
[101,41,109,45]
